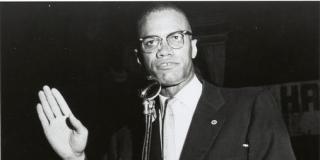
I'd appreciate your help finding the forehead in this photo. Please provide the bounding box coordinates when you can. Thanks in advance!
[139,9,191,37]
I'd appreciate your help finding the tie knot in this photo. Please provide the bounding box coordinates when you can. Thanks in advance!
[166,97,177,106]
[164,97,176,118]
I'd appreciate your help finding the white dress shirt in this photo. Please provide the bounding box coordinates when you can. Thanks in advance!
[159,75,203,160]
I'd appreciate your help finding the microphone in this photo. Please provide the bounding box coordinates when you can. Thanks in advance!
[140,78,161,101]
[140,77,161,160]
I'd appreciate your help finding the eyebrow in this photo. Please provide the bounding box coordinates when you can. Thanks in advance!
[139,35,160,40]
[139,30,187,40]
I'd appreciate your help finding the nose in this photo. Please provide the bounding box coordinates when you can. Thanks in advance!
[156,39,173,58]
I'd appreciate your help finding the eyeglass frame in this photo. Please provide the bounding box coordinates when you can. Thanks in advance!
[138,30,193,53]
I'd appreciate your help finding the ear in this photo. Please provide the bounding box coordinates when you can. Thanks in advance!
[137,58,141,65]
[191,39,198,59]
[134,49,142,65]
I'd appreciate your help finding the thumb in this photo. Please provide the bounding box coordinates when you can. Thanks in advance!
[69,113,87,134]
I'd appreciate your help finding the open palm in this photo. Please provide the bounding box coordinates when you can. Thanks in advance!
[37,86,88,160]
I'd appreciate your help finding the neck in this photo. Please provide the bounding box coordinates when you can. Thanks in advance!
[160,73,195,98]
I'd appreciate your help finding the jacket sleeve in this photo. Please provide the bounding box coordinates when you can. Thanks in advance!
[248,90,296,160]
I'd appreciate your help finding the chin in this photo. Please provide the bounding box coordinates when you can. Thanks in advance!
[153,70,184,85]
[159,77,183,87]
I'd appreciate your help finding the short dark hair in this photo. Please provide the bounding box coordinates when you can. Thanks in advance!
[136,3,191,36]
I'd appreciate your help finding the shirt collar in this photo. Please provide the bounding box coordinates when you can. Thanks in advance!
[159,75,203,111]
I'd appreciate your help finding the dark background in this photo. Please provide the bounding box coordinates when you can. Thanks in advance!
[1,2,319,160]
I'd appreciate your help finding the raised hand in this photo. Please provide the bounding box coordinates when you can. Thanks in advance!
[36,85,88,160]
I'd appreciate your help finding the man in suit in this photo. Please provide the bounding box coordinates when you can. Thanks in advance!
[36,3,296,160]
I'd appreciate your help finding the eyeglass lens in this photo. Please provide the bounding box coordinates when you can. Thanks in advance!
[141,31,188,52]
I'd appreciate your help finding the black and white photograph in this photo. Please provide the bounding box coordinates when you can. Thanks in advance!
[1,1,319,160]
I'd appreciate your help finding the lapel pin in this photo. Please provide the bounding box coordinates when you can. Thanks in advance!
[242,143,249,148]
[210,120,218,125]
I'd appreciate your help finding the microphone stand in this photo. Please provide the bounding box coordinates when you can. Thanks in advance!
[140,80,161,160]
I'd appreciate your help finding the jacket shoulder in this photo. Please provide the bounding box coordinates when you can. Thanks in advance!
[204,81,270,101]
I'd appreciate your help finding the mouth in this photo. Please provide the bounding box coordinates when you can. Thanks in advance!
[156,62,178,70]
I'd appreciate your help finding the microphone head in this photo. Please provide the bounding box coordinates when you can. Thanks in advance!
[140,79,161,100]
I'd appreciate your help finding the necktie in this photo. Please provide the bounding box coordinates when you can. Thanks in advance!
[163,98,176,160]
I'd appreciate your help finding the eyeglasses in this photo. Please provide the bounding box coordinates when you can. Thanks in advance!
[139,30,192,53]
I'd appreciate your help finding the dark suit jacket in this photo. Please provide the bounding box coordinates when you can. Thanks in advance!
[110,81,296,160]
[149,81,296,160]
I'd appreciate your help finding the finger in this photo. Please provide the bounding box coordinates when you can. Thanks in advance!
[43,85,62,117]
[51,88,71,116]
[38,91,54,121]
[36,103,49,127]
[69,113,87,135]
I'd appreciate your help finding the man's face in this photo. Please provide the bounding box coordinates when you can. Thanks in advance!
[138,9,198,87]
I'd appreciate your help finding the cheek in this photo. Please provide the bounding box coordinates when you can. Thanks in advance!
[180,49,193,66]
[142,55,155,71]
[182,57,193,72]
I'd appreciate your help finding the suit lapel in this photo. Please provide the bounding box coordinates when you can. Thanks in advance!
[179,81,225,160]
